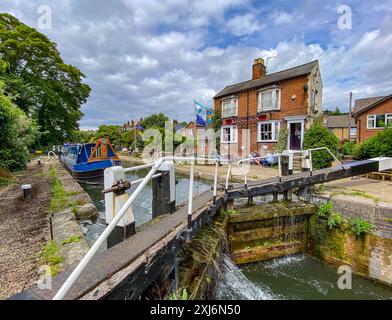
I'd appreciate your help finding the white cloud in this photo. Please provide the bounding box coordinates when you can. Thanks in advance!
[270,10,296,24]
[1,0,392,128]
[226,13,265,36]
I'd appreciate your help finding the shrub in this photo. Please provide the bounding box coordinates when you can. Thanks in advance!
[342,140,356,155]
[303,121,339,169]
[316,202,334,218]
[354,128,392,159]
[276,126,289,153]
[350,219,374,237]
[327,212,344,229]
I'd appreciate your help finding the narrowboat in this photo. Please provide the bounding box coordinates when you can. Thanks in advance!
[59,138,121,184]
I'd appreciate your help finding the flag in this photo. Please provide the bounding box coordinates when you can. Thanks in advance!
[196,113,206,127]
[206,109,213,125]
[194,99,206,114]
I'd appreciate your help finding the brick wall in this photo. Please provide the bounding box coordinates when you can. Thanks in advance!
[356,98,392,143]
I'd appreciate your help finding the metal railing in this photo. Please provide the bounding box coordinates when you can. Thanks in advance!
[47,151,59,160]
[53,155,225,300]
[53,148,341,299]
[236,147,343,188]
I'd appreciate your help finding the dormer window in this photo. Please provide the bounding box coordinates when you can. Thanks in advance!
[258,88,281,112]
[221,97,238,118]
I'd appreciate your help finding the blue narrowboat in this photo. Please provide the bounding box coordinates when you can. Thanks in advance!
[59,138,121,184]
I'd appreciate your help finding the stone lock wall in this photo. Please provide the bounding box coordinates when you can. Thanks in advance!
[227,202,316,265]
[308,193,392,285]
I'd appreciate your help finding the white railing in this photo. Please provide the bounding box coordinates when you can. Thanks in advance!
[53,148,341,300]
[47,151,59,160]
[236,147,343,188]
[53,155,225,300]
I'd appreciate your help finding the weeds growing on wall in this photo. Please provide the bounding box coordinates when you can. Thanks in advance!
[48,167,68,213]
[316,201,374,237]
[350,219,374,237]
[40,241,63,276]
[327,212,343,229]
[316,202,334,218]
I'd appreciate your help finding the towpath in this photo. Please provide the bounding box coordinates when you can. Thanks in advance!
[0,160,51,300]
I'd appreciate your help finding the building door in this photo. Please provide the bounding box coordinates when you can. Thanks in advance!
[289,122,302,150]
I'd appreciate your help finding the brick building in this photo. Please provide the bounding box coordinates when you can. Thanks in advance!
[323,114,356,144]
[213,58,322,158]
[353,94,392,143]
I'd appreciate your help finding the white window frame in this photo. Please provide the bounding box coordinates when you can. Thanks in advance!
[386,113,392,127]
[221,125,237,144]
[257,121,280,142]
[367,115,376,129]
[221,98,238,118]
[367,114,392,129]
[258,88,281,112]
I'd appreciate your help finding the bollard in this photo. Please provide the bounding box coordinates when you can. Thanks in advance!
[152,160,176,218]
[21,184,32,199]
[104,166,136,248]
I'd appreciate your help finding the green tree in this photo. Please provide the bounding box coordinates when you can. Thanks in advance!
[0,13,91,147]
[276,126,289,153]
[70,129,96,144]
[140,113,169,129]
[211,110,221,153]
[303,120,339,169]
[94,125,122,147]
[0,81,38,170]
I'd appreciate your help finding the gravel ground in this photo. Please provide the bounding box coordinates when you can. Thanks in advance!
[0,161,51,300]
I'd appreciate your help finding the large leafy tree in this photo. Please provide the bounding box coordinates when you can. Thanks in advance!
[140,112,169,129]
[94,125,122,147]
[0,13,91,146]
[0,81,38,170]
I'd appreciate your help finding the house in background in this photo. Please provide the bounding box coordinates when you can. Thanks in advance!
[353,94,392,143]
[323,114,356,144]
[213,58,322,158]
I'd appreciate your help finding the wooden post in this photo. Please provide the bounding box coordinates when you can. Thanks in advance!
[104,166,136,248]
[152,160,176,218]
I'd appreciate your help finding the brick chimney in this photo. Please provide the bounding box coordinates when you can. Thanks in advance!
[252,58,266,80]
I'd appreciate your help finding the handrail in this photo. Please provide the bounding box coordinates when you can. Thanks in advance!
[53,155,224,300]
[236,147,342,187]
[47,151,59,160]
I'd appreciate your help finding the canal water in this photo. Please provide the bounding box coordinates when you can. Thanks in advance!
[215,254,392,300]
[80,166,211,245]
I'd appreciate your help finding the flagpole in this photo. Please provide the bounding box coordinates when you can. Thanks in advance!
[194,100,197,159]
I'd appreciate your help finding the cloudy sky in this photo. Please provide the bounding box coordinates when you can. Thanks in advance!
[1,0,392,129]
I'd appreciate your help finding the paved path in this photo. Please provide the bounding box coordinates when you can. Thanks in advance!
[322,176,392,203]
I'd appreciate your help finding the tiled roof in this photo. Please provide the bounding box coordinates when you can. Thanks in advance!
[214,60,318,99]
[352,96,386,116]
[324,114,356,128]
